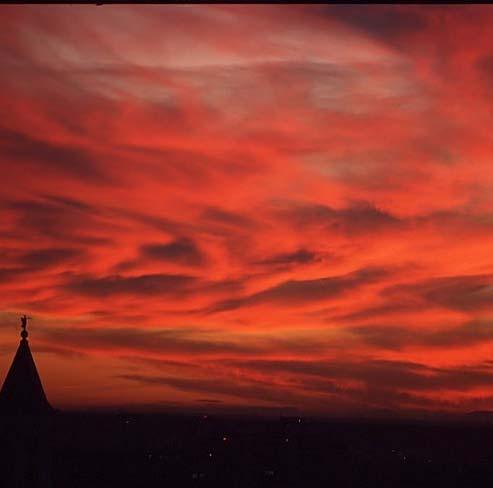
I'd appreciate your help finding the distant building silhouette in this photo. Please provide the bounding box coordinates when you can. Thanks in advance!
[0,315,53,487]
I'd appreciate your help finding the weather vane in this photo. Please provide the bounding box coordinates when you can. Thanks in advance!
[20,314,31,340]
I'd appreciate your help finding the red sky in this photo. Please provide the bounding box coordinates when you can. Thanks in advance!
[1,4,493,415]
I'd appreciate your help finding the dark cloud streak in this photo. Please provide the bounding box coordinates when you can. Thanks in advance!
[140,237,204,266]
[0,127,109,182]
[208,266,389,312]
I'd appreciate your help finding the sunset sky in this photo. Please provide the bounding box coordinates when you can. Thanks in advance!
[1,4,493,415]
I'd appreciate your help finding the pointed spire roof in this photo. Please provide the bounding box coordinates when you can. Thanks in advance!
[0,315,52,415]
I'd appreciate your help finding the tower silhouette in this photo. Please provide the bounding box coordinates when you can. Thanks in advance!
[0,315,54,487]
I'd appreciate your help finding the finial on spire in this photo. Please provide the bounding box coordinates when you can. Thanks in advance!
[20,314,30,340]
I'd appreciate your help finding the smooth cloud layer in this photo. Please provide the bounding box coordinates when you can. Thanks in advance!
[1,5,493,414]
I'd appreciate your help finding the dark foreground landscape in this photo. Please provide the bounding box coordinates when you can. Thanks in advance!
[17,412,493,488]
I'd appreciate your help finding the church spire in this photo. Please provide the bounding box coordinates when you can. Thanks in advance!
[0,315,52,415]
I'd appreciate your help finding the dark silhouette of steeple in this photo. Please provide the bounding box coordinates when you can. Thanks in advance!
[0,315,52,415]
[0,315,54,488]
